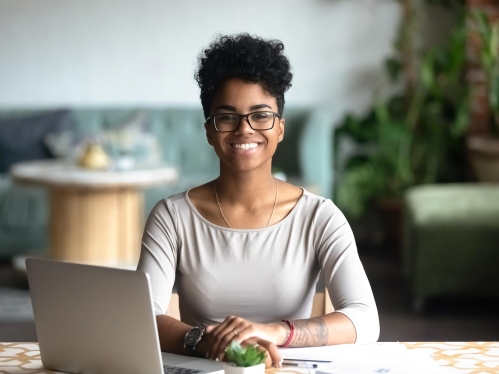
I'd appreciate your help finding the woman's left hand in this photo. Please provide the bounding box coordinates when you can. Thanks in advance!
[205,315,285,363]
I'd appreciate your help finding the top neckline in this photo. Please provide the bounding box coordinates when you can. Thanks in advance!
[184,187,307,233]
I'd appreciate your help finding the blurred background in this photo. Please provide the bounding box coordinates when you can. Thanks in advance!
[1,0,499,343]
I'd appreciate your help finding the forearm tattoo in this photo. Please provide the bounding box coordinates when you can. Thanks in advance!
[290,317,329,347]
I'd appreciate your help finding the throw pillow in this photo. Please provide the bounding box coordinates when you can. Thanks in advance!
[0,110,71,173]
[102,111,162,169]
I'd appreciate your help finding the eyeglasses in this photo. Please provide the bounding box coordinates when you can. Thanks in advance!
[206,111,281,132]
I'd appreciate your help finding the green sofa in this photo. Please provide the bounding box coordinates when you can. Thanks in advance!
[0,107,336,258]
[403,184,499,309]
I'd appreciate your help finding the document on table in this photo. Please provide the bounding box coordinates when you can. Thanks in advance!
[280,343,456,374]
[280,344,356,361]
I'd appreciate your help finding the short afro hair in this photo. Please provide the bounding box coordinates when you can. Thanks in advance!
[195,33,293,119]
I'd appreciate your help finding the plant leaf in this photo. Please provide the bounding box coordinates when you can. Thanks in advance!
[225,341,266,367]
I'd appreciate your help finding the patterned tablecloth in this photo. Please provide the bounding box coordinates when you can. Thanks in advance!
[0,342,498,374]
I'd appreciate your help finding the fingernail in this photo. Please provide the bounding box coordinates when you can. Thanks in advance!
[215,358,219,362]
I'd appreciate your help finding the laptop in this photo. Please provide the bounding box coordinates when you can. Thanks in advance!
[26,258,225,374]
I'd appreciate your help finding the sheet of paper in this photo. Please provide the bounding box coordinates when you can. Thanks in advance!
[279,344,358,361]
[314,344,457,374]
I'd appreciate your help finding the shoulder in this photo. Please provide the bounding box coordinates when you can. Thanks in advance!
[275,180,344,222]
[187,181,214,208]
[299,189,339,212]
[153,191,187,211]
[297,192,355,252]
[183,181,218,222]
[147,190,190,226]
[300,189,330,205]
[297,189,349,229]
[149,183,217,221]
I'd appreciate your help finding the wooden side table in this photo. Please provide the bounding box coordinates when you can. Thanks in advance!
[10,160,178,267]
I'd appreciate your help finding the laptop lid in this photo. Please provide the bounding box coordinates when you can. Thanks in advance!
[26,258,164,374]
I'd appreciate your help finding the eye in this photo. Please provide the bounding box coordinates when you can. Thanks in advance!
[218,114,236,121]
[250,112,270,121]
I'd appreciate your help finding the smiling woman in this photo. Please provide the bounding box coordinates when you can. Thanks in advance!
[136,34,379,368]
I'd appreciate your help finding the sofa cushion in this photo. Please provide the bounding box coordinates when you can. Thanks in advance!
[0,110,71,172]
[0,176,48,231]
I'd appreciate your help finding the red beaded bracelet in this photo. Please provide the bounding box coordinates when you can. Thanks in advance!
[278,319,294,348]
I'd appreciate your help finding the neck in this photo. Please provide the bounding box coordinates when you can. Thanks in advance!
[217,164,276,209]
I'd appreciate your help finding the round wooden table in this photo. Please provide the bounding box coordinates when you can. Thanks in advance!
[10,160,178,267]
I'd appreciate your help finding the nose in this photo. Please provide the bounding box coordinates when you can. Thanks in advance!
[234,115,254,135]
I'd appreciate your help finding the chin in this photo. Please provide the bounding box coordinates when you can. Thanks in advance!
[224,160,271,174]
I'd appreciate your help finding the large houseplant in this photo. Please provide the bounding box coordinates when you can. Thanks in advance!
[336,1,469,253]
[467,10,499,182]
[337,12,469,219]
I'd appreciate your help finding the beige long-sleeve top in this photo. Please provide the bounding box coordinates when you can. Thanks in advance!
[136,189,380,344]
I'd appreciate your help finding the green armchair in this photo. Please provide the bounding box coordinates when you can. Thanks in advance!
[403,184,499,310]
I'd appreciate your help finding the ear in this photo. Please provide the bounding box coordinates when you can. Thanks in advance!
[278,118,285,143]
[204,122,214,146]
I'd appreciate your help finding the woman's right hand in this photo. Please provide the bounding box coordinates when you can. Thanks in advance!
[197,330,281,368]
[204,316,284,366]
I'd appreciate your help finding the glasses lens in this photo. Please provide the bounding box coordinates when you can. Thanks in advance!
[248,112,275,130]
[214,114,239,132]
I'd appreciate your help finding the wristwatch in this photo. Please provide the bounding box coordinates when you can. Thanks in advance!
[184,326,205,351]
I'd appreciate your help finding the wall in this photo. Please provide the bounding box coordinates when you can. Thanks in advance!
[0,0,400,119]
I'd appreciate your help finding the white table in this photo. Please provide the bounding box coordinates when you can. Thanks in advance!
[10,160,178,267]
[1,342,498,373]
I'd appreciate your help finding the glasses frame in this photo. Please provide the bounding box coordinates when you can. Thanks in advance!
[206,111,282,133]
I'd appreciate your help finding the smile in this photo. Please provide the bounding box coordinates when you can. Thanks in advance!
[230,143,260,150]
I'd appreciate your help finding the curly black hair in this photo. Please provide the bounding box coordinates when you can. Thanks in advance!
[195,34,293,119]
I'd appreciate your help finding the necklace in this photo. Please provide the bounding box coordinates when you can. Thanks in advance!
[214,177,278,229]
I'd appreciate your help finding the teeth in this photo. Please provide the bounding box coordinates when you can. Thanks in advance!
[232,143,258,150]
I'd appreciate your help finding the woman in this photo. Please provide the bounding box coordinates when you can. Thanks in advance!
[137,34,379,368]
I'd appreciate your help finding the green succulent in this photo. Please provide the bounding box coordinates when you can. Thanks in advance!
[225,341,266,367]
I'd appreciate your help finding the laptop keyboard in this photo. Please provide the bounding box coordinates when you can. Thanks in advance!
[163,365,203,374]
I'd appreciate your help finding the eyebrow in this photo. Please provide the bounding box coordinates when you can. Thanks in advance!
[213,104,273,112]
[214,105,237,112]
[250,104,272,111]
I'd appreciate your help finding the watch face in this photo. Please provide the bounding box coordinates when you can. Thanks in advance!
[185,327,203,346]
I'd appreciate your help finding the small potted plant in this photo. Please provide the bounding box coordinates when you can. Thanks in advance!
[224,341,266,374]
